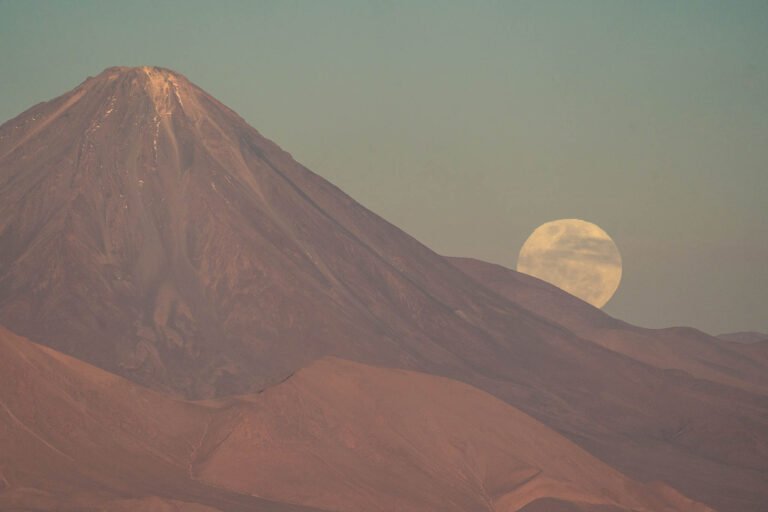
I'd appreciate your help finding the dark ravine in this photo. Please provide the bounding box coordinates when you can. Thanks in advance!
[0,67,766,511]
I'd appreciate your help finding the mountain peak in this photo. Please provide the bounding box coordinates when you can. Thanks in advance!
[92,65,188,83]
[81,65,193,118]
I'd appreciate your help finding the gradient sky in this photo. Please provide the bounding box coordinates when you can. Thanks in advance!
[1,1,766,334]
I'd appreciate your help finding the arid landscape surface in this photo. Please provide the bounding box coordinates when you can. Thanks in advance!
[0,326,712,512]
[0,67,766,511]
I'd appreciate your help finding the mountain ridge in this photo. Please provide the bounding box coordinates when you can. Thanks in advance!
[447,256,768,395]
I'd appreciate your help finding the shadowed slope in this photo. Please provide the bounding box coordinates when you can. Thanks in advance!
[0,326,710,512]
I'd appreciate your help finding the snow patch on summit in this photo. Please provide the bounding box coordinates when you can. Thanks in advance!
[141,67,184,117]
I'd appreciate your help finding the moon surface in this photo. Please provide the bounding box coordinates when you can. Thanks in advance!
[517,219,622,308]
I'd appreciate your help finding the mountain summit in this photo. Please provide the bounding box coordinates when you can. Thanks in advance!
[1,68,767,511]
[3,66,547,398]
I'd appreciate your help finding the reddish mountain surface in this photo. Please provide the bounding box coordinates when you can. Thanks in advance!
[0,326,711,512]
[447,257,768,395]
[0,67,766,511]
[717,331,768,344]
[0,326,322,512]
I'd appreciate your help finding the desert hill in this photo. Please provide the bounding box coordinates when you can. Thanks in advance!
[0,325,324,512]
[0,325,711,512]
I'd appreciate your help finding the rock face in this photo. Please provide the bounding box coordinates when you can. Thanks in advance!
[1,67,767,511]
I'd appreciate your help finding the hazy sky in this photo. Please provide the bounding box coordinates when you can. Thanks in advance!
[1,1,766,334]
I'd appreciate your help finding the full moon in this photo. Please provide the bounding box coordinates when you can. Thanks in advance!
[516,219,622,308]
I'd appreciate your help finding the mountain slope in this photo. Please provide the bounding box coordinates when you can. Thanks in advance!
[0,325,325,512]
[448,256,768,509]
[196,357,714,512]
[447,256,768,395]
[1,67,767,511]
[0,325,711,512]
[0,65,534,398]
[718,331,768,344]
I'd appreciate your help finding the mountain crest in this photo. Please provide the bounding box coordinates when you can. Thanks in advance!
[132,66,187,116]
[1,65,494,398]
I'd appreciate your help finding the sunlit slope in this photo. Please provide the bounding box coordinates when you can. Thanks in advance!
[0,326,711,512]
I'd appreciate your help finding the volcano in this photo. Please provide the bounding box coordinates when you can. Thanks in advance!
[0,67,766,511]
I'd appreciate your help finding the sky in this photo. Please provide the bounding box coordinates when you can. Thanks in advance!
[1,1,766,334]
